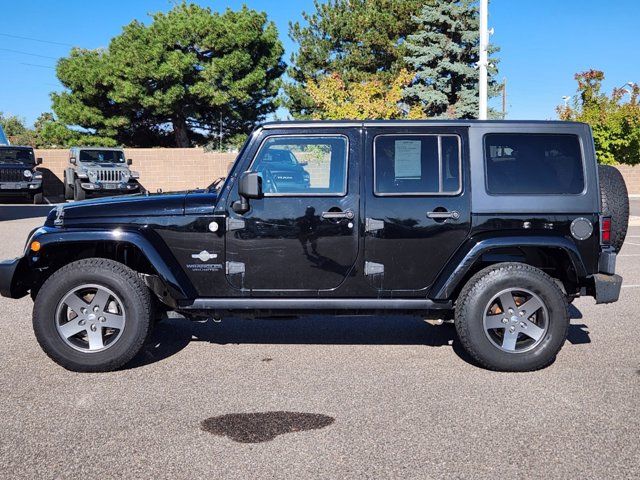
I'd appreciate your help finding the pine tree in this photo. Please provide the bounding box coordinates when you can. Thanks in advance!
[403,0,500,119]
[287,0,424,118]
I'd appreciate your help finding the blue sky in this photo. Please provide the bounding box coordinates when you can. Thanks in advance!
[0,0,638,126]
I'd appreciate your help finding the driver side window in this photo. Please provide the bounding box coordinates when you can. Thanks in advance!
[251,135,348,196]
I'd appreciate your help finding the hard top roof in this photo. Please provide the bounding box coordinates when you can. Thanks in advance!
[70,146,125,151]
[0,145,34,150]
[260,119,588,129]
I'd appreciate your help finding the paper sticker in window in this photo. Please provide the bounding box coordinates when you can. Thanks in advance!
[394,140,421,178]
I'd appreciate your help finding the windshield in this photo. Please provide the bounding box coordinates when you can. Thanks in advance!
[0,125,8,145]
[79,149,125,163]
[260,148,300,166]
[0,147,35,165]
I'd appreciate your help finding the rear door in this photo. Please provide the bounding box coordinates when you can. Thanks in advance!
[363,126,471,293]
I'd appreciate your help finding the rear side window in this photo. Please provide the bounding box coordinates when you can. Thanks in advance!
[374,135,461,195]
[484,134,584,194]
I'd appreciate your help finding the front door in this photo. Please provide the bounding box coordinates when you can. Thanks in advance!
[363,126,471,293]
[225,129,360,292]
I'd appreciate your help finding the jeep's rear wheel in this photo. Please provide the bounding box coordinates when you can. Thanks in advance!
[73,179,86,201]
[455,263,569,372]
[33,258,152,372]
[598,164,629,253]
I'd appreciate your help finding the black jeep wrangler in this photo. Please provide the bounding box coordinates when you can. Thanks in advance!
[0,145,45,204]
[0,121,628,372]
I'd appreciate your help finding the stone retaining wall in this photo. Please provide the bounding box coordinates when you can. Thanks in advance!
[31,148,640,196]
[34,148,236,196]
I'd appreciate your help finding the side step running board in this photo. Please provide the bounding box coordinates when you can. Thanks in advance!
[181,298,452,310]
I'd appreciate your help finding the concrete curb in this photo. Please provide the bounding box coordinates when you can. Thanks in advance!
[630,216,640,227]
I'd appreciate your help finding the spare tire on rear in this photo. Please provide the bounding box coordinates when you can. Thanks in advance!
[598,164,629,253]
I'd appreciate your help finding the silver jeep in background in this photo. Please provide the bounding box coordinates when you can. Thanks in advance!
[63,147,141,201]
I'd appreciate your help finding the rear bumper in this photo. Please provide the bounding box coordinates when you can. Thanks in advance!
[589,250,622,304]
[0,257,28,299]
[593,273,623,304]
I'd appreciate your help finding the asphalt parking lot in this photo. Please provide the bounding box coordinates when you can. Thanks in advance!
[0,207,638,479]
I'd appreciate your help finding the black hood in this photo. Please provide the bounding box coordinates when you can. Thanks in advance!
[47,190,218,224]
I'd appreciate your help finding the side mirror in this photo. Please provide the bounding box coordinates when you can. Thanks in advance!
[233,171,263,214]
[70,157,76,165]
[238,171,263,199]
[36,158,43,166]
[127,158,133,166]
[298,161,308,167]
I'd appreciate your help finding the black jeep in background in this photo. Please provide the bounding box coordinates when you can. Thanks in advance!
[0,145,44,204]
[0,120,629,373]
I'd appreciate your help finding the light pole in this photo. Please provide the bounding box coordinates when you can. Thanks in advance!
[478,0,489,120]
[616,81,636,98]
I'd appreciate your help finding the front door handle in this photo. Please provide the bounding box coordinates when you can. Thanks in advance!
[322,209,355,220]
[427,210,460,220]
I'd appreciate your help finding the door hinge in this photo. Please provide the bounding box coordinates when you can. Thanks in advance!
[365,218,384,233]
[364,261,384,276]
[226,217,245,231]
[226,261,245,275]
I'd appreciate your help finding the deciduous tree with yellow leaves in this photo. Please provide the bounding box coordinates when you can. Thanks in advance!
[305,70,422,120]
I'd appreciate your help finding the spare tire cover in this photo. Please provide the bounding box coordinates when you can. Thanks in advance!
[598,164,629,253]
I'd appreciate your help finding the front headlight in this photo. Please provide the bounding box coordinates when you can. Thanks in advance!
[23,169,33,179]
[88,170,98,182]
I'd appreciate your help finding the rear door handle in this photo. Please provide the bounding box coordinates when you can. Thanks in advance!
[322,209,354,220]
[427,210,460,220]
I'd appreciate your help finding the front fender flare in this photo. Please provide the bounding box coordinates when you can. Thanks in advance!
[32,227,196,301]
[429,236,588,301]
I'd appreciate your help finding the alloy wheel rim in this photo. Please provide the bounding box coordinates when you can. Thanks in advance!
[482,288,548,353]
[55,284,126,353]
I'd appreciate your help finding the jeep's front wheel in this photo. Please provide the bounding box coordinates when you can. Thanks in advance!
[64,173,74,200]
[33,258,152,372]
[73,179,86,201]
[455,263,569,372]
[31,192,44,204]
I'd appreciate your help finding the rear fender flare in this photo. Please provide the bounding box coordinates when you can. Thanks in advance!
[430,236,587,301]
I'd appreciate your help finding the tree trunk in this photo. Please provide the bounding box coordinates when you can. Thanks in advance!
[172,117,190,147]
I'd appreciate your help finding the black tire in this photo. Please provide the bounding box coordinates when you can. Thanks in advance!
[33,258,152,372]
[455,263,569,372]
[598,164,629,253]
[64,173,74,200]
[31,192,44,204]
[73,179,86,201]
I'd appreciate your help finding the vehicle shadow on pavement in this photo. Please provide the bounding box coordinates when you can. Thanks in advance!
[126,305,590,370]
